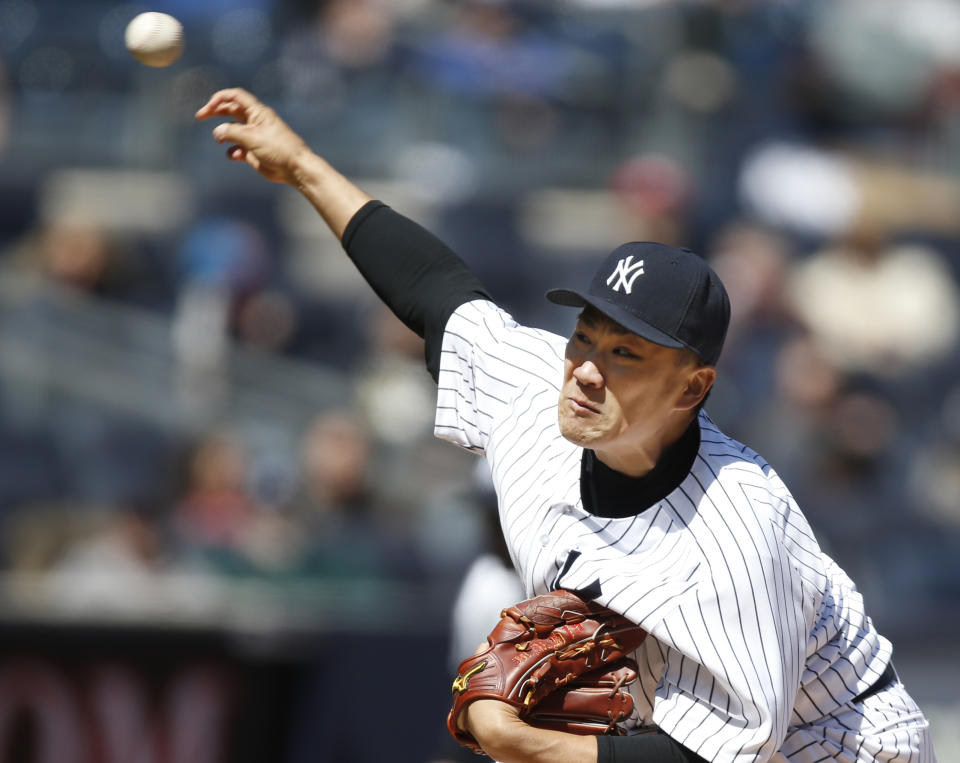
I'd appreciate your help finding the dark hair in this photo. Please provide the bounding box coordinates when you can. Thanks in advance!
[673,346,702,369]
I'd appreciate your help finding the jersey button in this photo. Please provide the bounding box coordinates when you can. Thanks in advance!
[540,534,550,547]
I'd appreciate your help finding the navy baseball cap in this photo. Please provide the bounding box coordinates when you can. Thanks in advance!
[545,242,730,366]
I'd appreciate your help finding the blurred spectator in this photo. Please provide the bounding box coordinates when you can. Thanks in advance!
[38,221,116,294]
[297,410,371,514]
[409,1,562,98]
[286,408,427,582]
[176,216,271,307]
[57,506,164,574]
[46,505,168,609]
[910,433,960,528]
[165,427,298,578]
[709,221,793,349]
[172,216,273,418]
[277,0,399,116]
[787,227,960,378]
[314,0,396,71]
[610,153,693,246]
[807,0,960,125]
[704,220,797,438]
[738,142,861,240]
[3,502,113,576]
[733,333,842,495]
[234,288,298,353]
[405,0,597,153]
[1,213,173,310]
[168,419,421,582]
[169,429,264,574]
[355,304,435,445]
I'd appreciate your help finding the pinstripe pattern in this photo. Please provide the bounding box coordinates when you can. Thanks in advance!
[434,300,935,763]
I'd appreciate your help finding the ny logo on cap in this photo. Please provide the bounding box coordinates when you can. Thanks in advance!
[606,256,645,294]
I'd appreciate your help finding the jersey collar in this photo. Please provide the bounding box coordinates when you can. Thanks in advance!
[580,418,701,519]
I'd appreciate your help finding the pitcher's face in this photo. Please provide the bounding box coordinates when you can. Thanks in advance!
[558,309,709,471]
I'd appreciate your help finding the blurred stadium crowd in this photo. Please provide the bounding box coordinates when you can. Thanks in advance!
[1,0,960,757]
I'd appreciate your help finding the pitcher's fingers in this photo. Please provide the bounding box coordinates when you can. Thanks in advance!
[195,88,244,116]
[196,92,231,120]
[226,145,246,162]
[212,121,251,146]
[196,88,260,120]
[196,98,247,122]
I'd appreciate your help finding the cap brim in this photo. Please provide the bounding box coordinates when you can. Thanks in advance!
[545,288,685,350]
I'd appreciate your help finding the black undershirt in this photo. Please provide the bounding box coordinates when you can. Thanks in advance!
[581,418,701,519]
[342,201,709,763]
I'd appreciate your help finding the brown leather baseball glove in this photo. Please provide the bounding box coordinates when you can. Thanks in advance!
[447,589,648,753]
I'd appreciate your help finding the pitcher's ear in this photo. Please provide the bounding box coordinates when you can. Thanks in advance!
[678,366,716,410]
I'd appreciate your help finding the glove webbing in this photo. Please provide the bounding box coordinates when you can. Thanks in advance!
[519,630,630,707]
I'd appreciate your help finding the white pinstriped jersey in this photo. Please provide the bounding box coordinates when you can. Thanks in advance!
[435,300,934,763]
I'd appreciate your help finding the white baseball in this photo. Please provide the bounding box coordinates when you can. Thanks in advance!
[124,12,184,68]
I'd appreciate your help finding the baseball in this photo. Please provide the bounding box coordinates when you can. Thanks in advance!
[124,12,184,68]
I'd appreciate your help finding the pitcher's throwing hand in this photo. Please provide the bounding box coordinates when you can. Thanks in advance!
[196,88,310,185]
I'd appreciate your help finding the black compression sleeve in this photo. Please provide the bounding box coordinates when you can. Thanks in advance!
[597,733,710,763]
[341,200,492,382]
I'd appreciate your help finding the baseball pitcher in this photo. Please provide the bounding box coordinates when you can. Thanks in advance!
[197,89,936,763]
